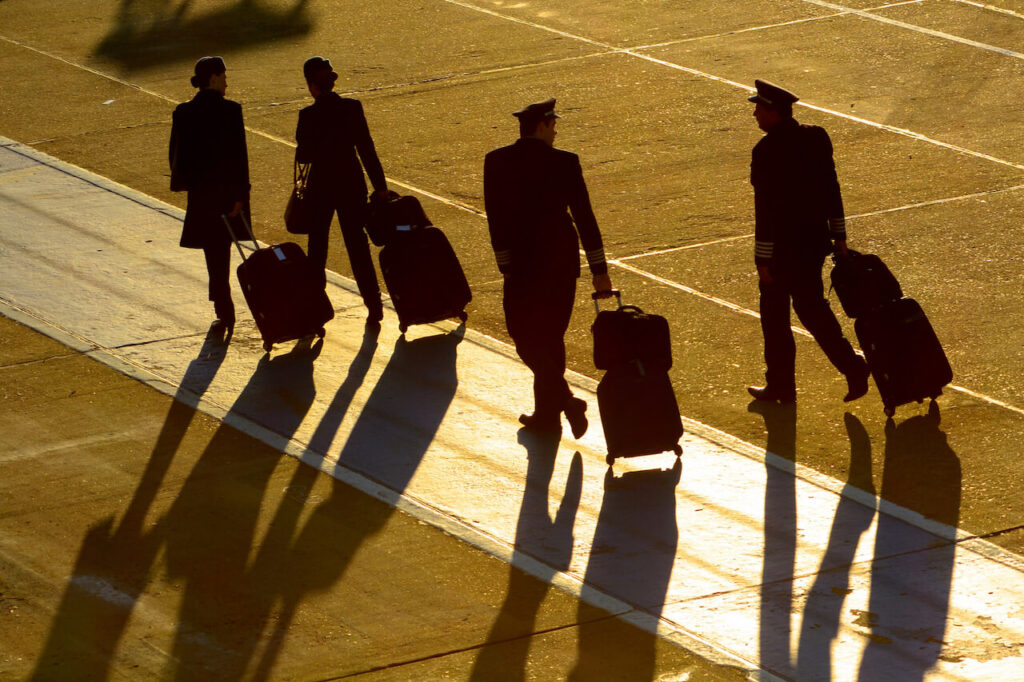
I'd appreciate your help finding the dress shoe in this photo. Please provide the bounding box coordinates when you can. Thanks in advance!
[564,397,589,439]
[747,385,796,404]
[519,412,562,435]
[843,357,871,402]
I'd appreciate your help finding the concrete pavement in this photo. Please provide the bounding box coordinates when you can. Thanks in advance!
[3,135,1024,678]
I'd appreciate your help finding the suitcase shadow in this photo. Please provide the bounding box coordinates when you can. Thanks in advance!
[569,458,682,680]
[857,401,960,679]
[29,322,232,680]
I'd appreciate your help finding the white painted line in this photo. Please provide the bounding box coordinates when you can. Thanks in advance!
[803,0,1024,60]
[954,0,1024,21]
[6,141,1024,677]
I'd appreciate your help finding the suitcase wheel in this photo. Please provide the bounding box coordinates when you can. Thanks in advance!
[317,327,326,339]
[458,311,468,323]
[606,453,616,466]
[672,444,682,456]
[399,323,408,334]
[262,340,274,353]
[883,404,896,418]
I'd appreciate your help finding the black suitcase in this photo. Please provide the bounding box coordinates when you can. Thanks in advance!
[366,195,432,247]
[591,290,672,373]
[830,250,903,318]
[378,225,471,333]
[597,365,683,465]
[222,215,334,352]
[854,297,952,417]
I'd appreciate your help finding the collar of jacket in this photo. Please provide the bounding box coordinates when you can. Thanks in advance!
[767,116,800,137]
[515,136,551,149]
[195,88,225,101]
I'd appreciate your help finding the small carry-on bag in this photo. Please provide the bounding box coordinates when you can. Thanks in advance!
[222,214,334,352]
[366,195,432,247]
[378,224,471,333]
[591,290,672,372]
[592,291,682,465]
[854,297,953,417]
[830,250,903,318]
[597,365,684,465]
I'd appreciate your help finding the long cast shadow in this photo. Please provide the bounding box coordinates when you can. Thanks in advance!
[159,336,323,680]
[796,413,877,679]
[94,0,312,72]
[748,399,797,679]
[568,458,682,681]
[30,324,231,680]
[247,328,464,678]
[858,402,961,680]
[469,431,583,681]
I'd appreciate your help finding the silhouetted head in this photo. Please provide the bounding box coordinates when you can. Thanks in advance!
[304,56,338,97]
[191,56,227,92]
[514,97,561,146]
[749,79,797,132]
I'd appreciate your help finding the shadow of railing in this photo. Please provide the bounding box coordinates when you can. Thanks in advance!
[94,0,312,72]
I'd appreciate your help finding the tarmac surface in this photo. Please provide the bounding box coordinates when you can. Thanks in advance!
[3,0,1024,679]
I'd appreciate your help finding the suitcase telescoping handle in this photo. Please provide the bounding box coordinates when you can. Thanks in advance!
[592,289,623,314]
[221,213,257,262]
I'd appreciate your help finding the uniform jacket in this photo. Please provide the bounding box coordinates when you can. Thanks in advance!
[484,137,607,279]
[751,118,846,268]
[169,89,250,248]
[295,92,387,202]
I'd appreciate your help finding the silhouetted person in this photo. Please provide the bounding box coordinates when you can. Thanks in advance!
[296,56,396,325]
[484,98,612,438]
[746,79,869,404]
[169,56,251,332]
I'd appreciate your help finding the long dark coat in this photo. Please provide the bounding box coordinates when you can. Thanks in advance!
[483,137,606,280]
[169,89,251,248]
[295,92,387,202]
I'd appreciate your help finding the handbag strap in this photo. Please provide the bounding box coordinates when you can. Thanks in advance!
[293,161,311,192]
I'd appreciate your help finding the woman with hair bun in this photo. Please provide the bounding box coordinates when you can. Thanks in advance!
[169,56,251,332]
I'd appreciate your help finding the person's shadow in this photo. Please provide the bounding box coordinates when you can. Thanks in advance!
[243,328,464,678]
[469,431,583,681]
[94,0,312,72]
[748,398,797,679]
[568,457,682,681]
[158,336,322,679]
[796,413,877,679]
[857,401,961,680]
[29,323,231,681]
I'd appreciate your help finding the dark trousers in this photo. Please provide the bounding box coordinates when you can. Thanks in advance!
[306,196,381,311]
[759,261,859,392]
[504,273,578,417]
[203,240,233,316]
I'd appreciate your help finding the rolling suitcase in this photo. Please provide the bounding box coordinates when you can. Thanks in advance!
[854,297,952,417]
[366,194,432,247]
[591,290,672,372]
[378,225,471,333]
[222,214,334,352]
[830,250,903,318]
[597,365,683,465]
